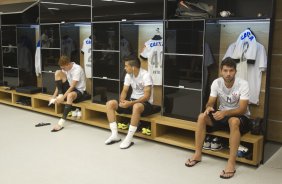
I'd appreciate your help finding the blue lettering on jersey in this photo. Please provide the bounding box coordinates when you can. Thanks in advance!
[240,31,255,41]
[86,40,92,44]
[149,41,163,48]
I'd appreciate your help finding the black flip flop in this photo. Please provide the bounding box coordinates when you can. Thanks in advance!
[35,122,51,127]
[51,127,64,132]
[185,159,201,167]
[220,170,236,179]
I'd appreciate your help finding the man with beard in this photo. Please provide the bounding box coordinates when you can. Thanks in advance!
[185,57,251,179]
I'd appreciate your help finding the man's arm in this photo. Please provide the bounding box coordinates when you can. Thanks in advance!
[120,85,129,102]
[56,80,78,103]
[130,85,151,105]
[204,96,217,115]
[51,88,58,99]
[224,99,248,116]
[213,99,249,120]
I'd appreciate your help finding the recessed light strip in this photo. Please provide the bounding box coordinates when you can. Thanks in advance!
[41,2,91,7]
[101,0,136,4]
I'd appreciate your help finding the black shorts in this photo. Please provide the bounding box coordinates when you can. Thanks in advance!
[207,111,250,135]
[116,98,153,117]
[62,81,84,103]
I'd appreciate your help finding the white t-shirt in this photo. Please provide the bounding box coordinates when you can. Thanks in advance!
[210,77,250,116]
[62,62,86,93]
[140,39,163,85]
[223,42,267,104]
[81,37,92,78]
[124,68,153,104]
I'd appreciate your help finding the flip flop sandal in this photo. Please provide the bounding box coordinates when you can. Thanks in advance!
[35,122,51,127]
[185,159,201,167]
[145,129,151,136]
[142,128,147,134]
[121,124,129,130]
[220,170,236,179]
[118,123,123,129]
[51,126,64,132]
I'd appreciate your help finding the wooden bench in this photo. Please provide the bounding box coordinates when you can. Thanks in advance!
[0,86,263,166]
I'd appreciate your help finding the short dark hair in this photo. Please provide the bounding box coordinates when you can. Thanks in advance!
[124,56,141,68]
[221,57,237,70]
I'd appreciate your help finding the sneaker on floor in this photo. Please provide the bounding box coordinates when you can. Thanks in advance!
[203,135,212,150]
[211,137,223,151]
[120,139,134,149]
[105,135,121,145]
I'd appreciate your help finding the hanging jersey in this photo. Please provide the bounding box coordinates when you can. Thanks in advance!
[35,41,41,77]
[223,42,267,105]
[140,39,163,85]
[210,77,250,116]
[81,37,92,78]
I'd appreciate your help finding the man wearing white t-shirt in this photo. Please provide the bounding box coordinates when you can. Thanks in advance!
[185,57,250,179]
[105,56,154,149]
[49,55,86,132]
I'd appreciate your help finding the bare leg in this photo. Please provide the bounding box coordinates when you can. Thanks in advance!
[106,100,118,123]
[130,103,144,126]
[220,117,240,178]
[120,103,144,149]
[185,113,213,166]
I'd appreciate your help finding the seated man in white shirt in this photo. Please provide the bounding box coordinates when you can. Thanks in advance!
[185,57,251,179]
[105,56,154,149]
[49,55,86,132]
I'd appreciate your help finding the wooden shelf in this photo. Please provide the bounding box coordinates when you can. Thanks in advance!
[155,133,195,149]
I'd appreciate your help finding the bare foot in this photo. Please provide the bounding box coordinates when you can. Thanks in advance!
[185,154,202,167]
[51,124,64,132]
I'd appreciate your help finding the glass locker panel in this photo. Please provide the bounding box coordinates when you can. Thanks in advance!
[41,49,60,72]
[92,78,119,104]
[165,20,204,55]
[40,24,60,48]
[92,22,119,51]
[60,24,80,63]
[2,47,17,68]
[163,87,202,121]
[42,72,55,95]
[164,55,203,89]
[1,26,16,46]
[3,68,19,88]
[92,51,120,80]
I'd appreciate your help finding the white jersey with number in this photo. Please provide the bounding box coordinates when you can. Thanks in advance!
[223,42,267,105]
[140,39,163,85]
[81,37,92,78]
[210,77,250,116]
[124,68,153,104]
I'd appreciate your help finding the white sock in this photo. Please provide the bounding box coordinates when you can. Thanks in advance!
[58,118,65,127]
[109,122,118,137]
[120,125,137,148]
[105,122,120,144]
